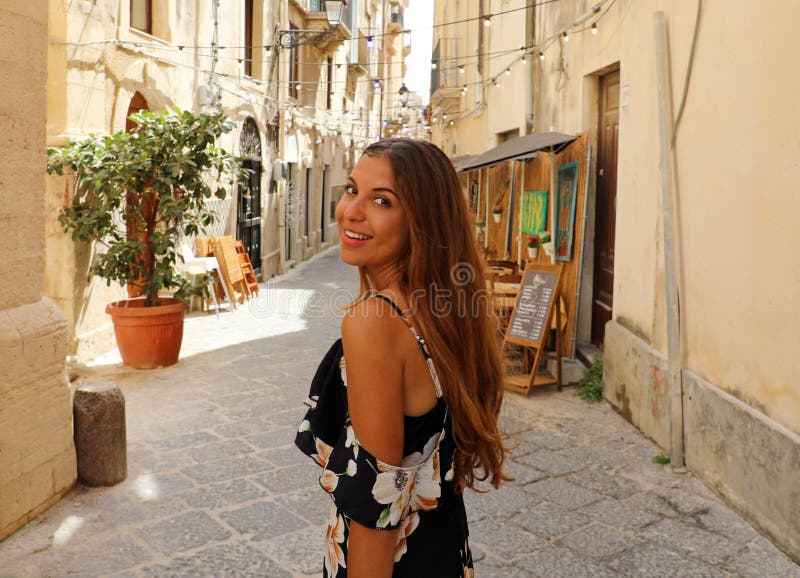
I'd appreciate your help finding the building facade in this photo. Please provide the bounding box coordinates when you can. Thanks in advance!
[432,0,800,561]
[0,0,75,542]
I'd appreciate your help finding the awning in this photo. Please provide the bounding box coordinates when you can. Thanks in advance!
[456,131,577,172]
[449,154,477,172]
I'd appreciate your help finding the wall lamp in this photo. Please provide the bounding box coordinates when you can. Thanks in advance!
[277,1,346,49]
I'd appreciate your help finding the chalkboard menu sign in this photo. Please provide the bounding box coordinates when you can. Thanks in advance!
[506,265,561,346]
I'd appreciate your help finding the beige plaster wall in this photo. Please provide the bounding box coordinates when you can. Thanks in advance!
[0,0,76,541]
[534,0,800,434]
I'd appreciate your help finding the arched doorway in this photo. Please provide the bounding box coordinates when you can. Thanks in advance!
[125,92,150,298]
[238,118,262,274]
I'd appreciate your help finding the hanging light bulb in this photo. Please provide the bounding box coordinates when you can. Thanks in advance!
[521,53,527,64]
[432,115,437,123]
[449,120,455,126]
[483,15,491,27]
[591,23,598,35]
[373,78,381,89]
[367,36,375,48]
[562,31,569,42]
[494,79,500,88]
[539,51,545,61]
[461,85,467,94]
[505,67,511,76]
[431,60,438,70]
[443,112,448,120]
[459,65,465,75]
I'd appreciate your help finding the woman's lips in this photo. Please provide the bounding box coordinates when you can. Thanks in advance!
[341,228,373,247]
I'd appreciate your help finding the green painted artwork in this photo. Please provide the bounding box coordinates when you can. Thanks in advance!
[520,190,548,236]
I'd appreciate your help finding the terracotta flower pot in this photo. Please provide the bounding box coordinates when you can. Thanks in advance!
[106,298,187,369]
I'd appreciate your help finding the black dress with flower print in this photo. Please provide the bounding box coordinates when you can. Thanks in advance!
[295,298,473,577]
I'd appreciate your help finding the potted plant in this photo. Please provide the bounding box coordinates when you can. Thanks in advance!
[491,204,503,223]
[539,231,554,258]
[47,108,247,368]
[526,234,541,259]
[474,218,486,237]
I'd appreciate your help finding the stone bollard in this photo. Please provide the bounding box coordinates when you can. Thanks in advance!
[73,382,127,486]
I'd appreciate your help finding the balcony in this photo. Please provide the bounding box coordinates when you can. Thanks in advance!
[430,38,462,111]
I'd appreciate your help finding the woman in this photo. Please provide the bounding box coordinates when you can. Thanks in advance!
[296,138,508,577]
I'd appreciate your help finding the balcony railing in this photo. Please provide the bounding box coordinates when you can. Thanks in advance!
[430,38,461,93]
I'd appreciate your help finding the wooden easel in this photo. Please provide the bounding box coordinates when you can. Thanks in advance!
[501,262,564,395]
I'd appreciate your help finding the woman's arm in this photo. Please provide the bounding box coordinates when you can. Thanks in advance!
[341,298,404,577]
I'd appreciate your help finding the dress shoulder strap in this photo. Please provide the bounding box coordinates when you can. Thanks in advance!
[370,294,443,399]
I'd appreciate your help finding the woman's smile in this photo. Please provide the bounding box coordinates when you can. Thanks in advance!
[341,228,374,246]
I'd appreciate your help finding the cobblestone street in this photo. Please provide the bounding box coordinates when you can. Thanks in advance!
[0,248,797,577]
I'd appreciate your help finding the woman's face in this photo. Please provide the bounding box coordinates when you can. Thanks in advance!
[336,155,410,280]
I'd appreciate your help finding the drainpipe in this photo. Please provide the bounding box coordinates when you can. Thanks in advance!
[524,2,535,134]
[654,11,685,470]
[571,142,592,359]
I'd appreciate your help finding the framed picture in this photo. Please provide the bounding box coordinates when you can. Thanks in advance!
[520,190,548,237]
[555,161,579,261]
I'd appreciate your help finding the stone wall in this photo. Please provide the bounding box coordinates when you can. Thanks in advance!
[0,0,76,541]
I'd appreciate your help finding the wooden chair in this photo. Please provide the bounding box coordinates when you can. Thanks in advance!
[234,240,259,297]
[210,236,248,308]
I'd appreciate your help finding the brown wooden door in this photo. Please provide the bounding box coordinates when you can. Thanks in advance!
[591,69,619,345]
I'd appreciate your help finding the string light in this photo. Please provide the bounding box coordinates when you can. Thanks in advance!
[459,65,465,74]
[505,67,511,76]
[494,79,500,88]
[562,31,569,42]
[461,85,467,94]
[373,78,381,88]
[521,53,527,64]
[591,23,598,34]
[483,16,491,27]
[367,36,375,48]
[443,112,448,120]
[539,51,545,61]
[431,60,438,70]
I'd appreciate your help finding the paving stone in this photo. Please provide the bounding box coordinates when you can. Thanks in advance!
[505,458,548,486]
[188,439,256,463]
[512,502,592,539]
[253,463,320,495]
[136,511,231,555]
[516,449,590,476]
[558,522,642,560]
[279,489,332,525]
[520,429,572,451]
[141,542,290,578]
[514,545,618,577]
[475,554,531,578]
[582,498,661,531]
[567,467,645,499]
[183,478,268,510]
[640,518,748,564]
[244,427,297,450]
[724,536,800,577]
[470,517,545,558]
[219,501,307,541]
[214,419,273,439]
[150,431,220,451]
[626,485,716,519]
[691,502,759,544]
[464,484,542,518]
[259,445,308,468]
[181,454,273,484]
[605,540,727,577]
[257,526,326,574]
[525,478,604,509]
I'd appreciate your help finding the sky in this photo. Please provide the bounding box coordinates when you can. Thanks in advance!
[403,1,433,104]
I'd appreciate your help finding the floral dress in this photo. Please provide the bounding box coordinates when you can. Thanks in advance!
[296,295,473,577]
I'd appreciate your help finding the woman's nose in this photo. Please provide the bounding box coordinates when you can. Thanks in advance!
[341,196,365,221]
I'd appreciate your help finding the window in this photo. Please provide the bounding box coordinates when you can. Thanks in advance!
[130,0,152,34]
[497,129,519,144]
[326,57,334,110]
[305,168,312,239]
[244,0,254,77]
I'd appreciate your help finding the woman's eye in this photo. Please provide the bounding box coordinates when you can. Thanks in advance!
[345,184,357,195]
[374,196,391,207]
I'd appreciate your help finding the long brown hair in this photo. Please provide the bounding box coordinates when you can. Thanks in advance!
[358,138,509,492]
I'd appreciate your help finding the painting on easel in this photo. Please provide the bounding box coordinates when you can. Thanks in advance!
[555,161,579,261]
[520,190,548,237]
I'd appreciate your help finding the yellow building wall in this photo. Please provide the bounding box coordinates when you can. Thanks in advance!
[534,0,800,434]
[1,0,76,541]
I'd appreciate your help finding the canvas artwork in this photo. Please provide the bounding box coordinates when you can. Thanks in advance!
[555,162,579,261]
[520,190,548,236]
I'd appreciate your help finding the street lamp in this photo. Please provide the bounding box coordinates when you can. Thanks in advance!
[398,83,409,107]
[277,0,346,49]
